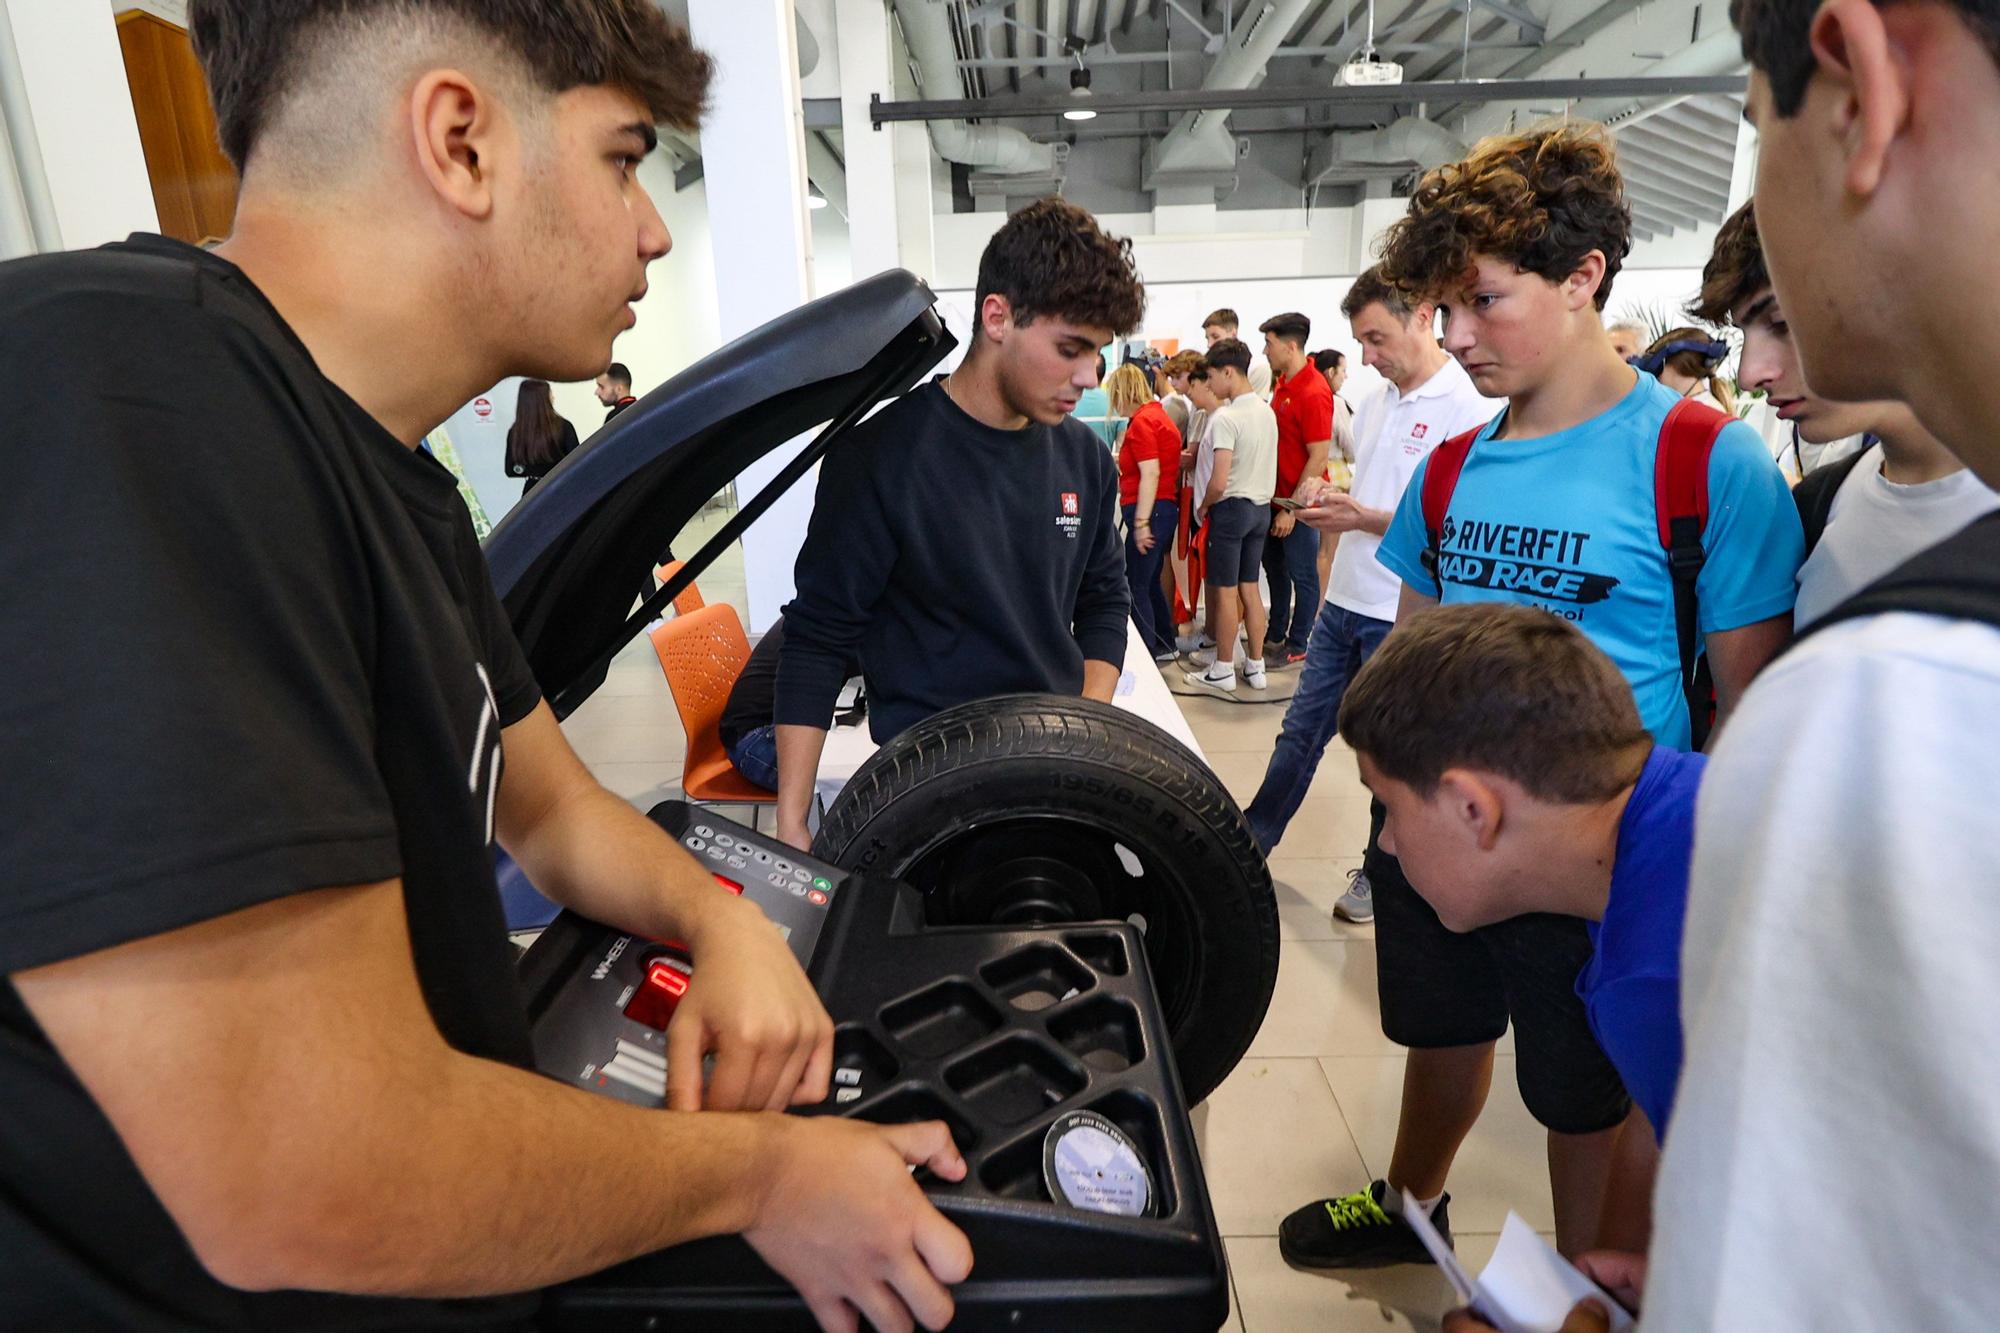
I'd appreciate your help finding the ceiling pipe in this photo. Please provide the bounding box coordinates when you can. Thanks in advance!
[892,0,1058,175]
[803,132,850,220]
[1147,0,1318,182]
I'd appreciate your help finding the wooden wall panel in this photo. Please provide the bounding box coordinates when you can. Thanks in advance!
[116,10,237,245]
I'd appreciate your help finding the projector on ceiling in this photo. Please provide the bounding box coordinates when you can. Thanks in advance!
[1337,56,1405,87]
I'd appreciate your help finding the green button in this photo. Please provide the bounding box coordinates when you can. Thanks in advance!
[812,876,833,892]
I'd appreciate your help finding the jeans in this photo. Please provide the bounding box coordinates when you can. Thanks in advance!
[725,724,779,789]
[1243,601,1392,853]
[1123,499,1178,655]
[1261,521,1322,650]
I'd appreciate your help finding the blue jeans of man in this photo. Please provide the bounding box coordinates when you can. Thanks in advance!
[1244,601,1393,854]
[1123,499,1179,655]
[725,724,780,789]
[1261,521,1322,650]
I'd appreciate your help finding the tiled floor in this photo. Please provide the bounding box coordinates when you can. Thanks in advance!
[562,610,1552,1333]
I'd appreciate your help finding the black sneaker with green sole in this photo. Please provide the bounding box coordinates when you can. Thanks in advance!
[1277,1180,1451,1270]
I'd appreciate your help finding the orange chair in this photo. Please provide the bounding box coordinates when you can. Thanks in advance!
[655,560,706,617]
[649,602,776,806]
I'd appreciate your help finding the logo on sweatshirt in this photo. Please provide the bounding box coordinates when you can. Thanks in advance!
[1411,422,1428,439]
[1057,491,1082,538]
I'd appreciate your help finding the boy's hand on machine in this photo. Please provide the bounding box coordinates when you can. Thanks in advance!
[748,1117,975,1333]
[667,892,835,1111]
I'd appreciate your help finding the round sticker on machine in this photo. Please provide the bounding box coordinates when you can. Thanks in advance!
[1042,1111,1153,1218]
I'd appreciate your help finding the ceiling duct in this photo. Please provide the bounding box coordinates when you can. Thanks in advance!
[1306,114,1468,185]
[892,0,1058,176]
[1145,0,1317,189]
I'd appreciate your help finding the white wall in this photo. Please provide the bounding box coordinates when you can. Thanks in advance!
[6,0,158,249]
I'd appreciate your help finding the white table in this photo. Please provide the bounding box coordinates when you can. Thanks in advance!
[816,621,1207,805]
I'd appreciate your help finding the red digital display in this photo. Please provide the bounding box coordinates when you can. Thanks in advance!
[624,955,693,1030]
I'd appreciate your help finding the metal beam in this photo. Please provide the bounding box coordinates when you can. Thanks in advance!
[1613,138,1734,202]
[1454,0,1544,43]
[1649,109,1742,154]
[868,73,1747,122]
[1627,195,1705,232]
[803,97,842,130]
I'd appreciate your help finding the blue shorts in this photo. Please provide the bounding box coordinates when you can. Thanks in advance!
[1205,496,1268,587]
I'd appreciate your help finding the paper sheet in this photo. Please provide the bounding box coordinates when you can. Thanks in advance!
[1400,1195,1634,1333]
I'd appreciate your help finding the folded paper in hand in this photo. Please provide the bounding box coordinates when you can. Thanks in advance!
[1400,1192,1635,1333]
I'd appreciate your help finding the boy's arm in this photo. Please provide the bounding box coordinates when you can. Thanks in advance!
[1695,421,1807,732]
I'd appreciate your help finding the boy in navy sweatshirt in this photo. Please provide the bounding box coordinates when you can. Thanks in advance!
[773,199,1146,851]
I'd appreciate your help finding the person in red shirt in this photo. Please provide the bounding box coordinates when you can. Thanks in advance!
[1260,312,1336,667]
[1108,362,1183,660]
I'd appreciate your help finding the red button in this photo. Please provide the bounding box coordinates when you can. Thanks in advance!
[713,874,745,896]
[807,889,828,907]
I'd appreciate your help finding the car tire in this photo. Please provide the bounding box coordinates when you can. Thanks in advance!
[813,693,1278,1105]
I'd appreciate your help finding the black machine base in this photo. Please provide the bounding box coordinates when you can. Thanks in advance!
[516,801,1228,1332]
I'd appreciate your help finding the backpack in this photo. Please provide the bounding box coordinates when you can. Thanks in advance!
[1791,443,1874,557]
[1420,398,1736,750]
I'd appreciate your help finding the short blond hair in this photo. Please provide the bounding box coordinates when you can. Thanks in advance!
[1104,362,1156,417]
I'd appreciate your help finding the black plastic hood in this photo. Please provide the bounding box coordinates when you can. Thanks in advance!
[483,269,954,717]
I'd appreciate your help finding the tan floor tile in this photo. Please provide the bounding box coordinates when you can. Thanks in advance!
[1194,1058,1369,1237]
[1259,795,1373,860]
[1317,1055,1554,1235]
[561,720,686,766]
[1266,857,1372,943]
[1245,943,1402,1059]
[1181,699,1292,753]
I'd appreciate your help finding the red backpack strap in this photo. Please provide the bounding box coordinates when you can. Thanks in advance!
[1654,398,1732,747]
[1420,426,1483,584]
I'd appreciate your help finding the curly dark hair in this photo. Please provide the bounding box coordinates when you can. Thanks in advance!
[188,0,712,171]
[974,198,1146,338]
[1733,0,2000,117]
[1376,124,1632,312]
[1690,200,1769,325]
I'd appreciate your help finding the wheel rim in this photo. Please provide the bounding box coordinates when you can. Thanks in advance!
[897,816,1203,1036]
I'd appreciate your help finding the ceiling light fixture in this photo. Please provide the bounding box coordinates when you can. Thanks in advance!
[1065,63,1097,122]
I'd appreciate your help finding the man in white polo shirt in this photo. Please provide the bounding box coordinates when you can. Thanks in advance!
[1243,268,1499,917]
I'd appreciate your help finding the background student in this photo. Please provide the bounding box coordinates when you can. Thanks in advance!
[1691,199,1999,629]
[1183,338,1278,696]
[505,378,581,494]
[1108,362,1183,661]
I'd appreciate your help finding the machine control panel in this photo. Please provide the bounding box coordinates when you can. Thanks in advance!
[522,804,849,1107]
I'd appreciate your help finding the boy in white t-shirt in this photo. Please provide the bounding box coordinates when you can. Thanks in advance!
[1244,267,1499,867]
[1690,199,1999,629]
[1185,338,1278,694]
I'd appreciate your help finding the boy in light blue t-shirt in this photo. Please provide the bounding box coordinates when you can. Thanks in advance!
[1278,124,1803,1279]
[1377,372,1802,749]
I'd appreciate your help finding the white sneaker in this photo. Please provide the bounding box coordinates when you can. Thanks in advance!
[1183,665,1238,694]
[1244,659,1268,690]
[1187,648,1218,669]
[1177,631,1216,654]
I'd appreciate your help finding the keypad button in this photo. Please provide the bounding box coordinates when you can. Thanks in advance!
[714,834,736,849]
[694,825,714,838]
[807,889,829,907]
[685,838,707,852]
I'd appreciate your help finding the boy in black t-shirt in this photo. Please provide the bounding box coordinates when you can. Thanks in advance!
[0,5,972,1331]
